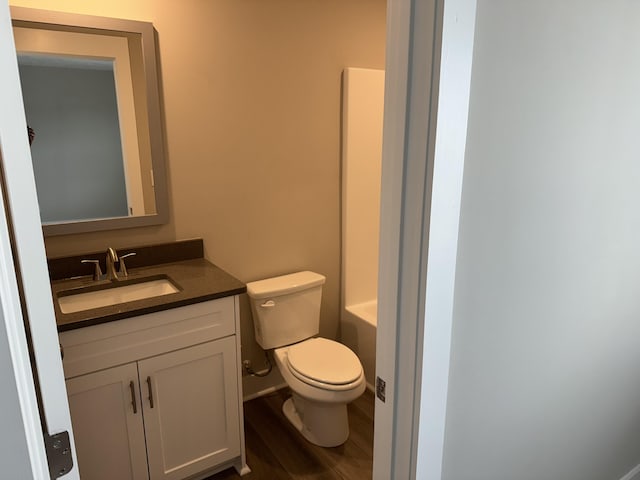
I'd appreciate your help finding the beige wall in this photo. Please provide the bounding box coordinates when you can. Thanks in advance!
[10,0,386,396]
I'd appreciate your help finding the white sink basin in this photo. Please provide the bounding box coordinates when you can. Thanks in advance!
[58,277,180,314]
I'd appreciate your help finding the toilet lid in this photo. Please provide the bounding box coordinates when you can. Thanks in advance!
[287,337,362,385]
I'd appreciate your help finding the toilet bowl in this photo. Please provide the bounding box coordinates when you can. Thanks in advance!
[246,271,366,447]
[274,338,366,447]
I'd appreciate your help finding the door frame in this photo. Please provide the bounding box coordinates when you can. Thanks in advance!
[373,0,478,478]
[0,2,79,478]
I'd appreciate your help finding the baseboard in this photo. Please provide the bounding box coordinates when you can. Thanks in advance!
[620,464,640,480]
[243,382,287,402]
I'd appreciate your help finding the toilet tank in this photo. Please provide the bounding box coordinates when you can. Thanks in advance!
[246,271,326,350]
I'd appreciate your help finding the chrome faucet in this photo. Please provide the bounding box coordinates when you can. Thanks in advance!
[106,247,119,281]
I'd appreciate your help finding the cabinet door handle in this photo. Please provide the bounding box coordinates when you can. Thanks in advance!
[129,381,138,414]
[146,376,154,408]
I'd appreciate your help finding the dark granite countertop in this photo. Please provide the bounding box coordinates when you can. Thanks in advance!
[53,257,246,332]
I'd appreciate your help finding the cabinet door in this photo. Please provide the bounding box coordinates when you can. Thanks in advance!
[65,363,149,480]
[140,338,240,480]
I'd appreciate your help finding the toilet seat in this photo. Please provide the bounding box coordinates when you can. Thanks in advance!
[287,338,363,391]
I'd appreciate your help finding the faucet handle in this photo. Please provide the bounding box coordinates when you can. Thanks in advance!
[118,252,137,277]
[81,259,103,281]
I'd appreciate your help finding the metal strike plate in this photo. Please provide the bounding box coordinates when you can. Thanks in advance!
[45,431,73,479]
[376,376,386,403]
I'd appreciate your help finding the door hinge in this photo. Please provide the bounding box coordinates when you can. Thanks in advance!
[45,431,73,479]
[376,376,386,403]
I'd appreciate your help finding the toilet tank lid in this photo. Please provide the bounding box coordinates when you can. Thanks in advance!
[247,271,326,299]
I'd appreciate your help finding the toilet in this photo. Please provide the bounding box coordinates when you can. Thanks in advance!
[247,271,365,447]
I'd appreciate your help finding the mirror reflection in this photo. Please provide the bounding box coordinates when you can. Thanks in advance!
[19,55,134,223]
[11,7,168,236]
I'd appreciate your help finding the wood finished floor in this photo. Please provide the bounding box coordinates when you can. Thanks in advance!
[207,388,374,480]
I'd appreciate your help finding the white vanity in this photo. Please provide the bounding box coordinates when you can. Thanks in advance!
[51,240,249,480]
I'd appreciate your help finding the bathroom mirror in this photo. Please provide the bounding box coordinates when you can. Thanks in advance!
[11,7,168,236]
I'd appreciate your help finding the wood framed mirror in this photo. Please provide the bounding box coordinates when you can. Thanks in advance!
[11,7,169,236]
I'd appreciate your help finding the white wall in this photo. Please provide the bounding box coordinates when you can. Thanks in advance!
[442,1,640,479]
[341,67,384,308]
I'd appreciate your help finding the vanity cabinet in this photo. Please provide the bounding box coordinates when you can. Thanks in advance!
[59,296,248,480]
[66,363,148,480]
[141,337,240,480]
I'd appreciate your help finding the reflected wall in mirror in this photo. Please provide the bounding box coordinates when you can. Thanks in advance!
[11,7,168,236]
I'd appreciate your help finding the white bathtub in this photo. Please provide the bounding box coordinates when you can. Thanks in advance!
[341,300,377,391]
